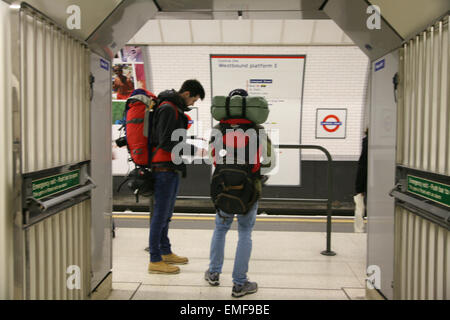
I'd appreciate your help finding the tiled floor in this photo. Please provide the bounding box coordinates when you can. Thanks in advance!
[109,226,367,300]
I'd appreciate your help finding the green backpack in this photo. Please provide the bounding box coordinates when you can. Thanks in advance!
[211,95,269,124]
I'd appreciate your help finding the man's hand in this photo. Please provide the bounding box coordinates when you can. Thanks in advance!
[196,148,208,157]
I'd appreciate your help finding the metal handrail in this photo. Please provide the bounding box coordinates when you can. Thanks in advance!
[27,180,96,212]
[390,189,450,228]
[144,144,337,256]
[277,144,336,256]
[175,195,329,202]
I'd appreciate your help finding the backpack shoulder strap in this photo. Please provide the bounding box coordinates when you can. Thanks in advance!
[158,100,179,120]
[225,96,231,118]
[241,96,247,118]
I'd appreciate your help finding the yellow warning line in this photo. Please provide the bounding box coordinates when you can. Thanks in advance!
[112,214,362,224]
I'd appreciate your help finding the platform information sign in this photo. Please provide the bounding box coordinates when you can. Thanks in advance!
[32,170,81,200]
[407,175,450,208]
[210,54,306,186]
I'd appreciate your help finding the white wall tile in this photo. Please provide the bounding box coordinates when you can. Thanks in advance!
[282,20,315,44]
[159,20,192,43]
[252,20,283,43]
[221,20,252,43]
[191,20,222,43]
[144,45,369,160]
[132,20,162,44]
[312,20,346,43]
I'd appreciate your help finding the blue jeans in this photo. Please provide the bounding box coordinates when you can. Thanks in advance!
[149,171,180,262]
[208,201,258,285]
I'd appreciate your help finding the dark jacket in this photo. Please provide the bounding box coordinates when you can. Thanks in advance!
[355,134,368,194]
[151,89,197,175]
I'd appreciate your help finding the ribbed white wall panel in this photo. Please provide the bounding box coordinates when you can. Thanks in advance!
[395,14,449,301]
[20,10,90,173]
[394,206,449,300]
[16,7,91,300]
[0,0,14,300]
[26,201,91,300]
[399,16,449,175]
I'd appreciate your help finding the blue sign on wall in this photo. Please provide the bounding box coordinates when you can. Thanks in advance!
[375,59,385,72]
[100,58,109,71]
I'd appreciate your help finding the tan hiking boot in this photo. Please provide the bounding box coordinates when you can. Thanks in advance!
[148,261,180,274]
[161,253,189,265]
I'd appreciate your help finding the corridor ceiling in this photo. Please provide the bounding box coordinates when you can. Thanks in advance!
[5,0,448,59]
[368,0,449,40]
[7,0,122,40]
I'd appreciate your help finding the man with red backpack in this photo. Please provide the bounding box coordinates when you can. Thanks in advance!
[148,79,207,274]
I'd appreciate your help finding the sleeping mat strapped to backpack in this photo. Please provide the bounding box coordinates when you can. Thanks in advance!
[211,95,269,124]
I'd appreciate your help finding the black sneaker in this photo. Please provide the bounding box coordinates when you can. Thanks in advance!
[204,270,220,286]
[232,281,258,298]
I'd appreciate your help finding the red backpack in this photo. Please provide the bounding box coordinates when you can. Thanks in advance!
[123,89,158,167]
[122,89,180,167]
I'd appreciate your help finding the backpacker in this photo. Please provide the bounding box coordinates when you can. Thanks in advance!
[210,118,263,215]
[116,89,180,202]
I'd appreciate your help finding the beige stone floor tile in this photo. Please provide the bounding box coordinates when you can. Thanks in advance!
[107,282,141,300]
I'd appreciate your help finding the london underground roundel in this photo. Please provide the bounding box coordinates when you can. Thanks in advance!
[316,109,347,139]
[320,115,342,133]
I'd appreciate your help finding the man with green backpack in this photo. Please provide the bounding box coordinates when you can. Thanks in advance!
[205,89,276,297]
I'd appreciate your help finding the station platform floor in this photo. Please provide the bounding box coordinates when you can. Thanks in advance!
[106,213,367,300]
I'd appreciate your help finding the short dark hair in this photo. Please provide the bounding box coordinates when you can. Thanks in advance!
[179,79,205,100]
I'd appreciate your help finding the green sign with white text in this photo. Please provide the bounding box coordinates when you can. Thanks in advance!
[407,175,450,208]
[32,170,81,200]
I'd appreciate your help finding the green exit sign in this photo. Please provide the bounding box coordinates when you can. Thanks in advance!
[407,175,450,208]
[32,170,80,200]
